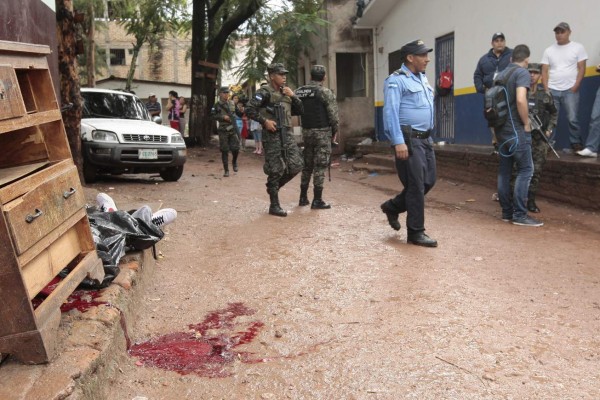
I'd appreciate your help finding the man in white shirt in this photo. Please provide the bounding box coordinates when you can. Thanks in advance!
[541,22,588,151]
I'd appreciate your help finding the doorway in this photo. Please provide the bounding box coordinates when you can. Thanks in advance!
[435,33,455,142]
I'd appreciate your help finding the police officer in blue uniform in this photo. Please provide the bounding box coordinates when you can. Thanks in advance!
[380,40,438,247]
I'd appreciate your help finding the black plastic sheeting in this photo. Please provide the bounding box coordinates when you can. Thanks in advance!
[60,207,164,289]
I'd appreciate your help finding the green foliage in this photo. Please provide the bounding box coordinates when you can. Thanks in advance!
[270,1,328,86]
[115,0,189,48]
[232,0,328,87]
[74,0,107,85]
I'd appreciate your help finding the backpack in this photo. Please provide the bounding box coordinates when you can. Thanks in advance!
[483,66,519,129]
[436,67,453,96]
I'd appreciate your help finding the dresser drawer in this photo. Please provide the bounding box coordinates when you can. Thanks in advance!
[3,165,85,254]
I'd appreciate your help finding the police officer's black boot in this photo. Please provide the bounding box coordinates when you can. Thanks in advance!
[232,150,239,172]
[311,187,331,210]
[527,192,540,213]
[299,185,310,206]
[222,151,229,177]
[268,190,287,217]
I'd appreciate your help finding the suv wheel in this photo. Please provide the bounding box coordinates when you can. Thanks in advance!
[83,160,98,183]
[160,166,184,182]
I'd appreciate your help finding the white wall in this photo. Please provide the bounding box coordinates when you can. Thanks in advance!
[372,0,600,102]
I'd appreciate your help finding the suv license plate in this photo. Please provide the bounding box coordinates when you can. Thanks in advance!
[138,149,158,159]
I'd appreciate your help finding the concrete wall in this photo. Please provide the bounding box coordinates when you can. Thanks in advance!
[300,0,375,145]
[357,0,600,148]
[96,21,192,86]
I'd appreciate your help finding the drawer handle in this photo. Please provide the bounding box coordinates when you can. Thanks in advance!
[25,209,43,223]
[63,187,77,199]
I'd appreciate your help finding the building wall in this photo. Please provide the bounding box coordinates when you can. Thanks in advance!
[300,0,375,142]
[96,21,192,88]
[363,0,600,147]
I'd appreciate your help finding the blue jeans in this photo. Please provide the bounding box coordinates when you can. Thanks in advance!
[550,89,582,145]
[584,87,600,152]
[497,131,533,220]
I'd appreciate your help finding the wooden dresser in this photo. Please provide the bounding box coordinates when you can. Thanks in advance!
[0,40,104,364]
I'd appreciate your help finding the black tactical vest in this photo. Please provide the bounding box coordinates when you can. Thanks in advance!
[296,85,329,129]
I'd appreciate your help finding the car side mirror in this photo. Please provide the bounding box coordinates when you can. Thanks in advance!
[152,116,163,125]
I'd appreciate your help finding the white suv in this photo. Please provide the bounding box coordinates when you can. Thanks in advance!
[80,88,186,183]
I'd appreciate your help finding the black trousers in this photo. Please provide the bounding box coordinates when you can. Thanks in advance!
[386,138,437,234]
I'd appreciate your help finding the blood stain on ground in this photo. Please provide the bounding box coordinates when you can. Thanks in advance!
[128,302,264,377]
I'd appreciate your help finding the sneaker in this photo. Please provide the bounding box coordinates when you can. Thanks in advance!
[576,148,598,157]
[511,216,543,227]
[151,208,177,227]
[97,193,117,212]
[501,215,512,222]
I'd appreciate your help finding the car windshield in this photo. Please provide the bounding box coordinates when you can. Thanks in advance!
[82,91,151,120]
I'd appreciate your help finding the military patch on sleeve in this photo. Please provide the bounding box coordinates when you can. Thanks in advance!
[254,93,263,101]
[388,83,398,88]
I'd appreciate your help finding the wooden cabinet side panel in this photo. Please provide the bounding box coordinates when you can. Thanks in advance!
[0,212,37,336]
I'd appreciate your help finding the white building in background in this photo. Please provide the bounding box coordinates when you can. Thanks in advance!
[354,0,600,148]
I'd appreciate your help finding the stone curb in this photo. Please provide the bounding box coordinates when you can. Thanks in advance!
[0,248,156,400]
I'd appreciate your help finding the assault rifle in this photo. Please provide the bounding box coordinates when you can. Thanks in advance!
[270,103,288,168]
[529,113,560,159]
[219,102,241,137]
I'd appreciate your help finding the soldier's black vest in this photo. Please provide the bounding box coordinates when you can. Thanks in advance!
[296,85,329,129]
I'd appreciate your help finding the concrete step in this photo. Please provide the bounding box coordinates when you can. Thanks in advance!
[352,154,396,174]
[358,153,394,167]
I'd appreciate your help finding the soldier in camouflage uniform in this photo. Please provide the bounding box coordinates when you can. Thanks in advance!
[245,63,304,217]
[211,86,241,177]
[526,63,558,213]
[295,65,339,210]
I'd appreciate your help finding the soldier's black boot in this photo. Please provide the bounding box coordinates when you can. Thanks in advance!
[311,187,331,209]
[222,152,229,177]
[232,151,239,172]
[268,191,287,217]
[299,185,310,206]
[527,192,540,213]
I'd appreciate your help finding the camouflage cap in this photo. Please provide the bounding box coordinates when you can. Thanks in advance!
[219,86,230,93]
[528,63,541,73]
[267,63,289,74]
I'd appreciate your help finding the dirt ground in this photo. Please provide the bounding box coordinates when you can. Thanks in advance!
[84,145,600,400]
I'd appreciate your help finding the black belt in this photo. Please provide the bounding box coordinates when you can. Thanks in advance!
[411,129,431,139]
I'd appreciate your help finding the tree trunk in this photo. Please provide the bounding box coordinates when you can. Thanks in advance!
[189,0,263,147]
[56,0,84,182]
[189,0,209,147]
[86,1,95,87]
[125,44,141,92]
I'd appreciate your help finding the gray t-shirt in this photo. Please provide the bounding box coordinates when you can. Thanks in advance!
[497,64,531,138]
